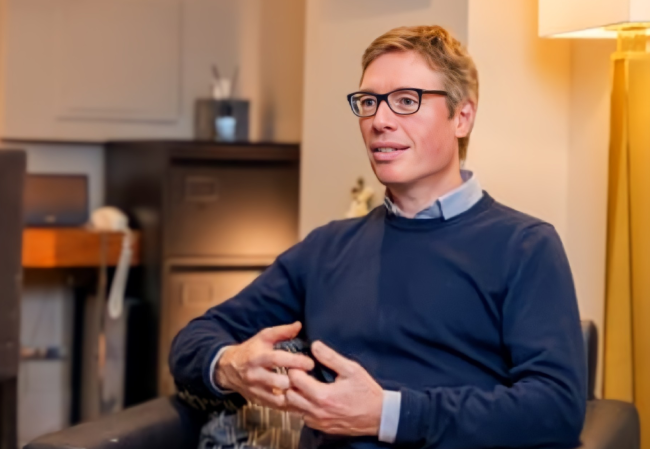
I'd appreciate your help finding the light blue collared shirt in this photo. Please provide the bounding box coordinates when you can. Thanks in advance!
[383,169,483,220]
[210,169,484,444]
[378,169,483,443]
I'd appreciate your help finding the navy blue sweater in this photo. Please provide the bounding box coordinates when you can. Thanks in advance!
[169,193,586,449]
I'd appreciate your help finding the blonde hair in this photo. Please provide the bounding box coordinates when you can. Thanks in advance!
[361,25,478,161]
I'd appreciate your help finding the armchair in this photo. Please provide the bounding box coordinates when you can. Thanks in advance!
[26,321,640,449]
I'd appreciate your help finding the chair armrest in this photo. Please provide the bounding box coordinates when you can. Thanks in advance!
[25,396,209,449]
[579,399,640,449]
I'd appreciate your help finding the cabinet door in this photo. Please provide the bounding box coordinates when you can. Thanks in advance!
[159,269,262,395]
[3,0,182,137]
[54,0,182,122]
[166,163,299,259]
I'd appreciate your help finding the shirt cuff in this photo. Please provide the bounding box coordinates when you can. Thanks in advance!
[378,390,401,443]
[208,345,235,395]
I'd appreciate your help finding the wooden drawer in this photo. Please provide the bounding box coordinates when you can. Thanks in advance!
[159,268,263,395]
[165,163,299,258]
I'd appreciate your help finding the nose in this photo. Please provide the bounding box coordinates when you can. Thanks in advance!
[371,99,398,132]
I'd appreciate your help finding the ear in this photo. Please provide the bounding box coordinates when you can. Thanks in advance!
[454,100,477,139]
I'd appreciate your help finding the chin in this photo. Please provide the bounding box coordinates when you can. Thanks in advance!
[373,167,415,186]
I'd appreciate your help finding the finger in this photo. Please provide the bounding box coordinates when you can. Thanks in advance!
[248,385,287,409]
[259,322,302,343]
[246,367,291,390]
[303,415,327,432]
[288,368,327,403]
[285,388,319,415]
[256,351,315,371]
[310,341,354,377]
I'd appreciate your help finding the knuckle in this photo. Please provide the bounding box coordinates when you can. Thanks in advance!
[249,350,264,363]
[285,389,297,404]
[242,369,257,384]
[271,394,285,408]
[268,352,283,366]
[251,353,270,368]
[272,376,289,390]
[312,408,327,420]
[313,391,328,405]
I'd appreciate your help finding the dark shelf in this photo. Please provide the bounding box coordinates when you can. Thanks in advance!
[105,140,300,397]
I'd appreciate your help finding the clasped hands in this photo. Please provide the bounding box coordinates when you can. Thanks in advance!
[215,322,384,436]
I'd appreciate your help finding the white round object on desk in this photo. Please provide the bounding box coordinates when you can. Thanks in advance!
[90,206,129,232]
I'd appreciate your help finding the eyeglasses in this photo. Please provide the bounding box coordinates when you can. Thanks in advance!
[347,88,448,117]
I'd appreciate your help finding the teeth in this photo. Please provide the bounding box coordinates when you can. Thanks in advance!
[376,147,397,153]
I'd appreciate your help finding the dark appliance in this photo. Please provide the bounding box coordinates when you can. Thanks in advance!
[24,174,88,226]
[0,149,26,449]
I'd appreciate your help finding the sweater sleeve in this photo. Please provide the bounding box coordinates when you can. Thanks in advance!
[168,227,322,399]
[394,224,587,449]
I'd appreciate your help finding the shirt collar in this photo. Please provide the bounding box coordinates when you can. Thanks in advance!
[383,169,484,220]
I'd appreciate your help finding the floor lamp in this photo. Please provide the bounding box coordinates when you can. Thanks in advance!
[539,2,650,449]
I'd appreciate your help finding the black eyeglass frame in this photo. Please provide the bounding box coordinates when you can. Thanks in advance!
[346,88,448,117]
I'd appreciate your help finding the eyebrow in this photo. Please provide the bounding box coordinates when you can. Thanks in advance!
[355,86,432,93]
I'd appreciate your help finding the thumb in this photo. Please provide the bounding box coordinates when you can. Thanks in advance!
[311,341,354,377]
[259,321,302,344]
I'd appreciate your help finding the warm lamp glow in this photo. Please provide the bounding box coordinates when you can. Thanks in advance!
[546,22,650,39]
[539,2,650,442]
[539,0,650,39]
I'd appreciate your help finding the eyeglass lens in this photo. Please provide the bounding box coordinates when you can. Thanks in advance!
[350,89,420,117]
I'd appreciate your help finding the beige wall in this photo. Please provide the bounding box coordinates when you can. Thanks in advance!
[258,0,306,142]
[300,0,469,236]
[0,0,6,135]
[466,0,571,240]
[565,39,615,396]
[236,0,306,142]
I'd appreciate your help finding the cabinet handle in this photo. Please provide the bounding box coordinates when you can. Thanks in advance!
[184,176,219,202]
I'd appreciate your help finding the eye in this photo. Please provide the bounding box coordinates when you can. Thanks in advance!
[396,95,419,106]
[390,91,420,109]
[360,97,376,107]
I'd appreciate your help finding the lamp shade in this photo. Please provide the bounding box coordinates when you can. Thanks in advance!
[539,0,650,38]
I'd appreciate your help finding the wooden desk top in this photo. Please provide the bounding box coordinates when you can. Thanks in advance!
[22,228,141,268]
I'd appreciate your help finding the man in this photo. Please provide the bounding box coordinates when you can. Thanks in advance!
[170,25,586,449]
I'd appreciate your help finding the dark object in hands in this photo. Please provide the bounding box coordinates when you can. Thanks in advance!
[274,339,337,383]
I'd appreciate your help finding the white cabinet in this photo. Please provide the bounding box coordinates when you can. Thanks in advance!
[0,0,305,145]
[1,0,184,140]
[54,0,182,123]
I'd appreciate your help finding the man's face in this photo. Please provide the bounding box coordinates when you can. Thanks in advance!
[358,51,466,189]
